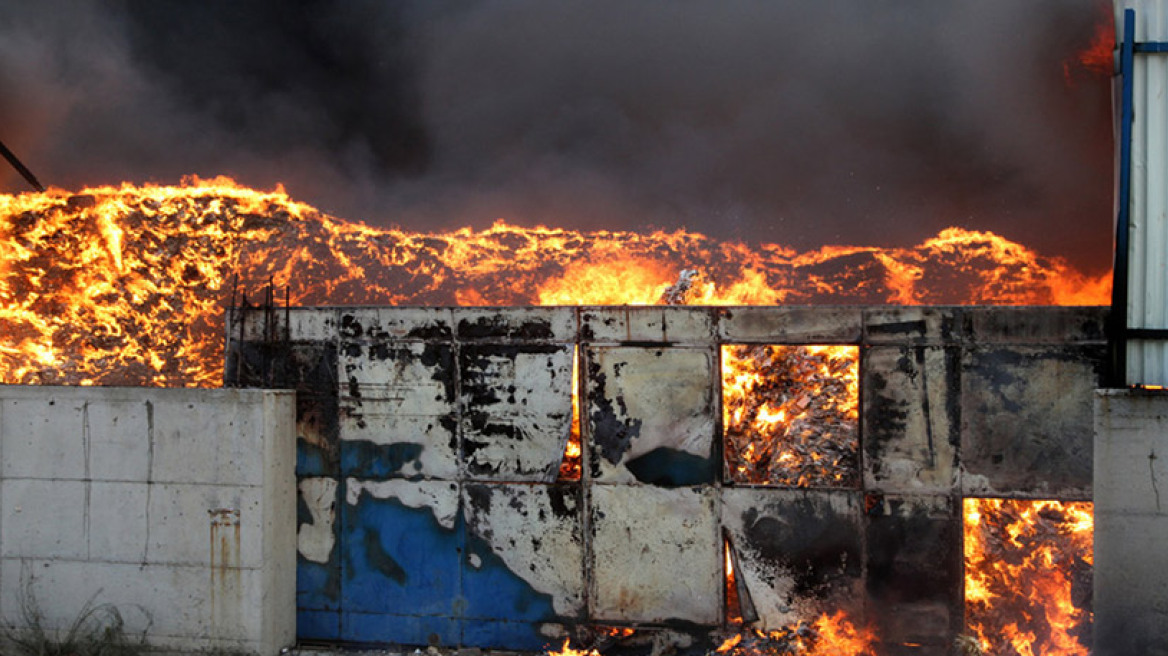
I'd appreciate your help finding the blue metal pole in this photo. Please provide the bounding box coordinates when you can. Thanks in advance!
[1112,8,1136,387]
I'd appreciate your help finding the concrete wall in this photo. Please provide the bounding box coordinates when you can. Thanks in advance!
[0,386,297,655]
[1094,389,1168,656]
[229,305,1107,654]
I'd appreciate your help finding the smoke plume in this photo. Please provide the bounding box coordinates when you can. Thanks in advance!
[0,0,1114,271]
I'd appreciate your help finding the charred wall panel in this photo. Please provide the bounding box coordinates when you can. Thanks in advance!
[225,305,1109,651]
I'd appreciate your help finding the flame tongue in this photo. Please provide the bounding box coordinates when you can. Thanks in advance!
[0,178,1109,386]
[964,498,1094,656]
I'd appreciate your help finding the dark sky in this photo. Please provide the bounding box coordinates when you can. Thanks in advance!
[0,1,1115,271]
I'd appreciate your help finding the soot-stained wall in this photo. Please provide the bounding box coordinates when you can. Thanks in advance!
[226,305,1106,654]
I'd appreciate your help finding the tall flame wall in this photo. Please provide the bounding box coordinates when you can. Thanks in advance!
[227,305,1106,653]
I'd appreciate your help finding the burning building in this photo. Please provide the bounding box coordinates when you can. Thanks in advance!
[0,1,1155,655]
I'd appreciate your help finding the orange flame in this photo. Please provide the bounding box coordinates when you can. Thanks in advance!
[722,345,859,487]
[0,178,1109,387]
[713,611,876,656]
[963,498,1094,656]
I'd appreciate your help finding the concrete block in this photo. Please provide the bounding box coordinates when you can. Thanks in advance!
[338,307,453,341]
[460,345,574,481]
[1094,512,1168,656]
[586,347,717,485]
[85,400,150,481]
[965,306,1108,344]
[1095,391,1168,515]
[863,307,961,345]
[0,559,287,651]
[1,396,85,480]
[961,345,1103,498]
[88,482,148,563]
[863,347,959,494]
[589,485,719,624]
[579,307,714,343]
[456,307,576,342]
[1094,389,1168,656]
[338,341,457,480]
[717,307,862,343]
[150,393,266,485]
[721,488,863,629]
[146,483,264,568]
[462,483,584,620]
[0,479,87,559]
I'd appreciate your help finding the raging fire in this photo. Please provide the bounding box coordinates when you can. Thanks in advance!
[722,345,859,487]
[0,178,1108,387]
[963,498,1094,656]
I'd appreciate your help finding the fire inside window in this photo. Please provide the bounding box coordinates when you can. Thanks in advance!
[721,344,859,487]
[963,498,1094,656]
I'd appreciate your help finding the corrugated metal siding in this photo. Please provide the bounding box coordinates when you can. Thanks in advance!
[1121,0,1168,385]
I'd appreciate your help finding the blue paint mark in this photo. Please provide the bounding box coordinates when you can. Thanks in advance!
[340,440,428,479]
[461,531,560,624]
[297,609,341,642]
[298,557,341,610]
[462,619,561,651]
[341,488,462,617]
[343,611,460,646]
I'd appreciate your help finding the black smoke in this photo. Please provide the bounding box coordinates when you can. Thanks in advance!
[0,0,1114,271]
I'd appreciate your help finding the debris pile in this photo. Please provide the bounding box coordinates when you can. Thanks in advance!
[722,345,859,487]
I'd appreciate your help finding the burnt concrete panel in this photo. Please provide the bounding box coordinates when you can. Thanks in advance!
[964,306,1108,345]
[961,345,1103,498]
[863,346,959,494]
[460,345,574,481]
[462,483,585,622]
[589,485,720,625]
[864,495,962,656]
[455,307,576,342]
[580,307,715,344]
[339,341,458,480]
[339,307,454,342]
[717,307,862,343]
[721,489,863,629]
[586,346,717,486]
[863,307,962,346]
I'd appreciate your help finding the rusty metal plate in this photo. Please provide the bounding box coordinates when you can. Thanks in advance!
[460,345,574,481]
[589,485,719,624]
[586,347,717,486]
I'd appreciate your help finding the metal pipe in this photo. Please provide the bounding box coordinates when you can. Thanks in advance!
[0,138,45,192]
[1111,8,1136,387]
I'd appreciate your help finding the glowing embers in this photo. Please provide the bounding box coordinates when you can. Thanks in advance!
[963,498,1093,656]
[721,345,859,487]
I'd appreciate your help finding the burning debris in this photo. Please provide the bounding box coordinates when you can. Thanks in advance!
[0,180,1110,387]
[722,345,859,488]
[713,612,875,656]
[964,498,1094,656]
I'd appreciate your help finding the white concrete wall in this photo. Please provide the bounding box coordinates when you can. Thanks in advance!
[1094,389,1168,656]
[0,386,296,655]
